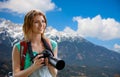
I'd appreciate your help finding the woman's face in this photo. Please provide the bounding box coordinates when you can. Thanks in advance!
[32,15,46,34]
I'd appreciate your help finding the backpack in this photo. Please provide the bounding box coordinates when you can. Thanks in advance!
[20,38,53,70]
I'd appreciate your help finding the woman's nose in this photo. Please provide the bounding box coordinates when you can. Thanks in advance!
[39,22,42,27]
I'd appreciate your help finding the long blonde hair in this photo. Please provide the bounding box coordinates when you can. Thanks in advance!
[22,10,47,40]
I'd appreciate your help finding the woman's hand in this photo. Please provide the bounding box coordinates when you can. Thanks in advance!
[45,57,57,77]
[32,54,45,70]
[45,58,50,66]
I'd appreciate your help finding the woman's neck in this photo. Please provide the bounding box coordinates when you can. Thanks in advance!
[28,34,45,52]
[30,34,42,45]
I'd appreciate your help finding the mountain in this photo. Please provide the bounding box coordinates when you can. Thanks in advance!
[0,18,120,77]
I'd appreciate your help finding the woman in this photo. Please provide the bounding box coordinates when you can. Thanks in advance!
[12,10,58,77]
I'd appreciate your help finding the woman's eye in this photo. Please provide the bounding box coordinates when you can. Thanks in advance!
[42,20,45,23]
[34,21,38,23]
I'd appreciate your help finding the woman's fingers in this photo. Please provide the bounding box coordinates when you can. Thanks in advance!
[33,54,52,68]
[45,58,51,66]
[33,54,45,68]
[34,54,43,60]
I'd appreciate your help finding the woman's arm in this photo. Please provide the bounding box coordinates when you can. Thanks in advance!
[12,45,44,77]
[47,46,58,77]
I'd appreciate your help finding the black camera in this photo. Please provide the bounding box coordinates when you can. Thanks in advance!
[37,49,65,70]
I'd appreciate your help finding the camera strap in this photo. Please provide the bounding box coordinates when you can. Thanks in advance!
[26,38,54,62]
[27,41,35,62]
[20,38,53,69]
[41,37,54,56]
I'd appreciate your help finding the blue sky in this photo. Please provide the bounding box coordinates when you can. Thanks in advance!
[0,0,120,53]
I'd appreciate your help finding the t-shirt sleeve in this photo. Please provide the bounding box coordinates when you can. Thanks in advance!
[15,42,20,52]
[50,40,57,52]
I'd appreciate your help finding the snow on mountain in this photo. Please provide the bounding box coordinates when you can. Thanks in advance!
[0,18,84,44]
[1,18,120,77]
[46,26,84,42]
[0,18,22,37]
[0,18,23,46]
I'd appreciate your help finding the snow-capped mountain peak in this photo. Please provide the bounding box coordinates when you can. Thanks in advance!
[0,18,84,46]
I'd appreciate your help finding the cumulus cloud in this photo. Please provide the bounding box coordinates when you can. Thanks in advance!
[114,43,120,49]
[0,0,57,14]
[63,27,76,34]
[114,43,120,53]
[73,15,120,40]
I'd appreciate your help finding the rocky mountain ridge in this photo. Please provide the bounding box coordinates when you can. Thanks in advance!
[0,18,120,77]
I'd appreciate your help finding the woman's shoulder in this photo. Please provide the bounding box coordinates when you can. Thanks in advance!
[49,39,57,51]
[50,39,57,44]
[14,41,20,52]
[14,40,28,52]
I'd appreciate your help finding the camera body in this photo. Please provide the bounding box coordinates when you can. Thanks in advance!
[38,49,65,70]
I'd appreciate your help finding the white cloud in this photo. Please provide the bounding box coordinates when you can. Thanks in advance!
[73,15,120,40]
[0,0,57,14]
[114,43,120,49]
[113,43,120,53]
[63,26,76,34]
